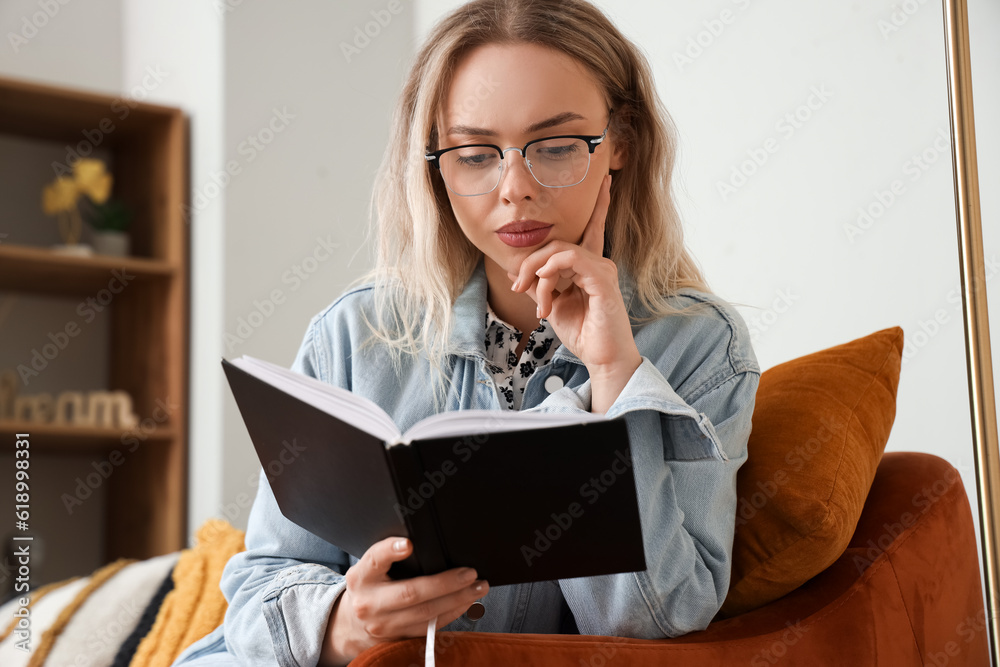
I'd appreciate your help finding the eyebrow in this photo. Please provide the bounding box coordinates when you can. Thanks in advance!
[446,111,587,138]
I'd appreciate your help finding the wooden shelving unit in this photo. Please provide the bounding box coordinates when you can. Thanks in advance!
[0,75,189,561]
[0,420,175,453]
[0,244,176,295]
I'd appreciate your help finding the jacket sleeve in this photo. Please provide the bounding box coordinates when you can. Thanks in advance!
[524,309,759,638]
[220,314,359,666]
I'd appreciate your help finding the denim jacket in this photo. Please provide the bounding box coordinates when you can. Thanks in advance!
[172,257,759,666]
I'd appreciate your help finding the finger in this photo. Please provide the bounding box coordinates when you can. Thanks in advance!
[522,245,577,294]
[521,280,538,305]
[521,265,575,307]
[358,536,413,583]
[394,595,489,638]
[580,173,611,257]
[537,250,615,298]
[509,240,575,292]
[380,579,489,635]
[375,565,479,612]
[535,270,560,319]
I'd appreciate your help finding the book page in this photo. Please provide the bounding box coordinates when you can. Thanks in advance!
[229,355,401,442]
[401,409,608,443]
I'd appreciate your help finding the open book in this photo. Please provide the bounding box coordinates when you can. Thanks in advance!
[222,355,646,587]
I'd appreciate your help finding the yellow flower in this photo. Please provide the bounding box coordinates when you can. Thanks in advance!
[73,158,113,203]
[42,176,79,214]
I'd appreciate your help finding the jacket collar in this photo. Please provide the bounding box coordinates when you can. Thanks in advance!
[446,256,638,365]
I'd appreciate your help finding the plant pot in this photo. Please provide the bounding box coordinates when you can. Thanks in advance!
[92,230,130,257]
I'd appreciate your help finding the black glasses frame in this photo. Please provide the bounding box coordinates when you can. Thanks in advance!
[424,109,613,196]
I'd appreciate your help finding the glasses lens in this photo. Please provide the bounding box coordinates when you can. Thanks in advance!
[526,138,590,187]
[438,146,502,196]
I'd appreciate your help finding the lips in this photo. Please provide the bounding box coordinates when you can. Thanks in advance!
[497,220,553,248]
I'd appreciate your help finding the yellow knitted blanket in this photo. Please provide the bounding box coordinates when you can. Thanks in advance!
[129,519,246,667]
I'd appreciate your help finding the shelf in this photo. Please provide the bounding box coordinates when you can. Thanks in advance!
[0,76,179,145]
[0,243,175,296]
[0,73,189,565]
[0,420,175,452]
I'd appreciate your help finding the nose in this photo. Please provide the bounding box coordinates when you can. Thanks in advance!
[497,147,539,199]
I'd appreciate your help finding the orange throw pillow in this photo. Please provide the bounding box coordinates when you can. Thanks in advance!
[719,326,904,618]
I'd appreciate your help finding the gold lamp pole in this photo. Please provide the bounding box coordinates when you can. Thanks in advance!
[941,0,1000,663]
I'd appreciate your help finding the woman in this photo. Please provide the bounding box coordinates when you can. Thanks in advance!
[173,1,759,665]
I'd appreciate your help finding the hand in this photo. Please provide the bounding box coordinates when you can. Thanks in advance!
[319,537,488,666]
[507,174,641,409]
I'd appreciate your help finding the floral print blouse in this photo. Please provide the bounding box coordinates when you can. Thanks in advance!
[483,302,561,410]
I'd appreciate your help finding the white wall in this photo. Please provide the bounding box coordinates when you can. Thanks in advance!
[119,0,226,548]
[0,0,122,92]
[217,1,413,531]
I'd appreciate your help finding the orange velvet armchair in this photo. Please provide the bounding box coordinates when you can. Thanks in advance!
[351,327,991,666]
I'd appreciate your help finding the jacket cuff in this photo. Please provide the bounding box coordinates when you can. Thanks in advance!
[605,357,694,416]
[260,562,348,667]
[606,357,728,462]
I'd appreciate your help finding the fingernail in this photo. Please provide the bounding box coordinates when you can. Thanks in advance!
[462,568,477,582]
[474,580,488,592]
[394,539,407,552]
[510,279,518,291]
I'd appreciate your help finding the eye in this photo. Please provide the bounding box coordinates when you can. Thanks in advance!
[456,153,493,166]
[451,147,499,169]
[540,144,578,157]
[532,139,583,160]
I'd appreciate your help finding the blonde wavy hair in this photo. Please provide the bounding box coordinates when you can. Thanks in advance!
[350,0,714,406]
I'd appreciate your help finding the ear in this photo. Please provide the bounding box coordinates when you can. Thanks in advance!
[608,139,625,171]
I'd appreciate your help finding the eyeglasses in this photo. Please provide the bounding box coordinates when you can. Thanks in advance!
[425,110,613,197]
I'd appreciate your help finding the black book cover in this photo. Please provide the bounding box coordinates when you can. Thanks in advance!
[222,357,646,587]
